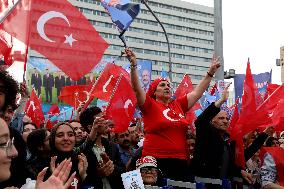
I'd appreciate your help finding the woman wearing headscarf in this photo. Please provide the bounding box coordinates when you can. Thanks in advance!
[0,117,75,189]
[125,48,220,181]
[48,122,89,188]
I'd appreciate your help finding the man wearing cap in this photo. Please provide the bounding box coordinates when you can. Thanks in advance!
[136,156,159,186]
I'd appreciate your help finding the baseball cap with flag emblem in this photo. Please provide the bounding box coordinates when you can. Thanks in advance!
[136,156,157,169]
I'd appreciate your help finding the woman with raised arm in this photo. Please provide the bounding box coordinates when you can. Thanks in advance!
[125,48,220,181]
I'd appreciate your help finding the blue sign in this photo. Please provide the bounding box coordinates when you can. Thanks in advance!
[234,70,272,105]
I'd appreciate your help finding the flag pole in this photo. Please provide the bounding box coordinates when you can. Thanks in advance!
[119,30,127,48]
[105,74,123,111]
[140,0,172,82]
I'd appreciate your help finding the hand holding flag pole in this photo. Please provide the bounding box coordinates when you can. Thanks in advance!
[140,0,172,81]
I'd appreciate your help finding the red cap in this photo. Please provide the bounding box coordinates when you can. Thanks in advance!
[147,78,169,99]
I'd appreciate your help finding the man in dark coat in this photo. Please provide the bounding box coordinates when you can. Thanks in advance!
[76,76,86,85]
[191,86,253,188]
[43,68,54,103]
[54,71,65,99]
[31,68,42,95]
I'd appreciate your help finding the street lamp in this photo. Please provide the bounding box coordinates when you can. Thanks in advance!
[224,69,235,79]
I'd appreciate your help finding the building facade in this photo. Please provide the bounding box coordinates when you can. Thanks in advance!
[29,0,215,88]
[280,46,284,83]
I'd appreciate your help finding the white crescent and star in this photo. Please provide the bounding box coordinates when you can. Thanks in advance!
[162,108,184,122]
[103,75,114,93]
[124,99,133,109]
[37,11,77,46]
[163,108,179,122]
[184,82,188,87]
[77,91,90,104]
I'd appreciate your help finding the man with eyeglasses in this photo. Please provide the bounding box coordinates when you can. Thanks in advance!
[136,156,159,186]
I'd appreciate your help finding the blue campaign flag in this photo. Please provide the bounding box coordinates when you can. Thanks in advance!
[234,70,272,104]
[101,0,140,32]
[123,59,152,92]
[160,68,168,79]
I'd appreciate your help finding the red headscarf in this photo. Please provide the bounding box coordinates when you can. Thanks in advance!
[147,78,169,99]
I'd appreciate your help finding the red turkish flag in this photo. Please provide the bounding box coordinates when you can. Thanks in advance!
[267,84,280,96]
[0,0,30,70]
[174,74,201,129]
[0,0,30,43]
[92,63,130,101]
[174,74,193,98]
[234,133,245,169]
[209,82,218,95]
[227,98,239,135]
[1,0,109,80]
[270,99,284,131]
[0,0,9,11]
[45,119,54,129]
[0,30,12,66]
[233,60,266,136]
[47,104,60,117]
[106,76,137,133]
[25,89,45,127]
[58,85,92,109]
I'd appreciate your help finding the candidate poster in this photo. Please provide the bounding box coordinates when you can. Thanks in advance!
[26,56,104,114]
[234,70,272,104]
[123,60,152,92]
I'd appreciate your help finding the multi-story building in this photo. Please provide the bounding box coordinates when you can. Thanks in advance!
[280,46,284,83]
[29,0,215,88]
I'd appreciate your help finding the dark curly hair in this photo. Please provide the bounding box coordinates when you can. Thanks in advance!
[265,136,278,147]
[27,128,48,158]
[79,106,102,133]
[0,70,19,112]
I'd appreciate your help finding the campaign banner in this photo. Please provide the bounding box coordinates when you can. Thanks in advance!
[123,60,152,92]
[123,60,152,118]
[26,56,106,113]
[234,70,272,104]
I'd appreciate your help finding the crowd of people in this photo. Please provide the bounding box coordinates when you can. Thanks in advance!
[0,49,284,189]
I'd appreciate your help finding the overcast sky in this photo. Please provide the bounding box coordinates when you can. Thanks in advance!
[183,0,284,84]
[7,0,284,84]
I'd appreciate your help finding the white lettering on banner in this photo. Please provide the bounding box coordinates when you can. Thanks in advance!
[163,108,179,122]
[103,75,114,93]
[37,11,76,46]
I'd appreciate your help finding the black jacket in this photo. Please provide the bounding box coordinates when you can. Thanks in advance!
[192,103,241,179]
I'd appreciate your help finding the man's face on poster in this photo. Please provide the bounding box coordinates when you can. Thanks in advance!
[142,70,150,86]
